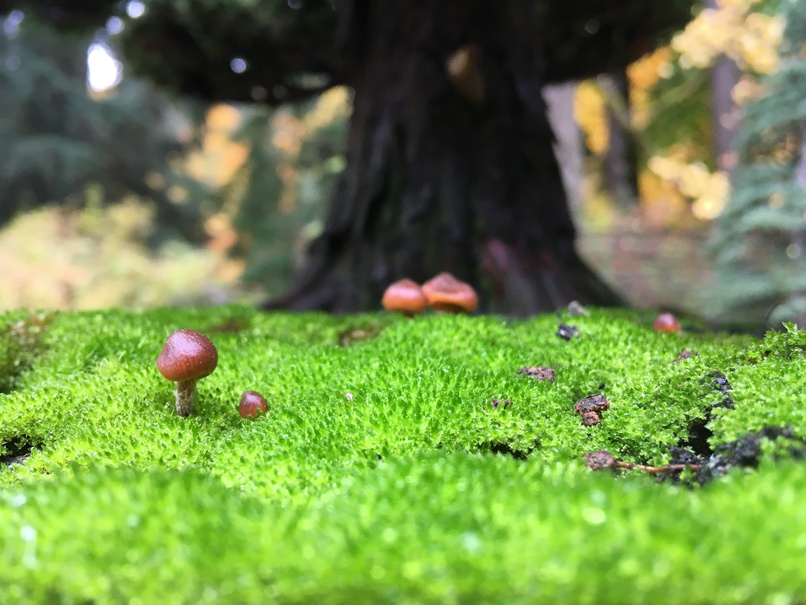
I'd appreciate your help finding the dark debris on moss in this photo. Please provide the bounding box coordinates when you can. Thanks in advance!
[669,425,806,486]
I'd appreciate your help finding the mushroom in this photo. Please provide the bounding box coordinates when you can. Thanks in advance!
[421,272,478,313]
[156,329,218,417]
[381,278,428,317]
[239,390,268,419]
[653,312,681,333]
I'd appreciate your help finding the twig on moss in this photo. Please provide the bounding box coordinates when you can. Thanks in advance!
[584,450,700,474]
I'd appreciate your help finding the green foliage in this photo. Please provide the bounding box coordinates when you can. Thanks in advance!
[212,102,345,295]
[641,64,712,168]
[0,199,248,310]
[0,307,804,601]
[710,323,806,443]
[709,0,806,326]
[0,18,208,242]
[4,0,697,98]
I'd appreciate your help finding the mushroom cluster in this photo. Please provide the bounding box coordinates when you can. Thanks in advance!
[382,279,428,316]
[381,272,478,315]
[421,272,478,313]
[156,329,271,421]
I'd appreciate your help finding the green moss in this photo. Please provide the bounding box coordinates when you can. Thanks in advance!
[1,457,805,604]
[709,323,806,444]
[0,307,803,602]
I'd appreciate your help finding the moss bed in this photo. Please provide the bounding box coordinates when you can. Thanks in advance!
[0,306,804,604]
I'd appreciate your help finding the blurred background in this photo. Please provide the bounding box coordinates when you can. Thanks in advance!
[0,0,803,328]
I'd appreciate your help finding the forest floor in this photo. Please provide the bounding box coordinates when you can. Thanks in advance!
[0,306,803,603]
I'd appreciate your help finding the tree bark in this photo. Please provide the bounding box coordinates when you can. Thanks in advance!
[603,72,639,209]
[544,83,584,218]
[266,0,622,314]
[706,0,741,173]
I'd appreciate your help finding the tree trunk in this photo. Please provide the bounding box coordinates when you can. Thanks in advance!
[706,0,740,173]
[266,0,622,314]
[603,72,639,209]
[544,83,584,219]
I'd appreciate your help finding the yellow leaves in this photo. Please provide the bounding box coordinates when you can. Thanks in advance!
[647,154,730,220]
[271,88,351,213]
[303,86,351,132]
[272,113,304,157]
[739,13,785,73]
[627,48,672,92]
[731,75,769,105]
[186,103,249,187]
[671,1,783,73]
[206,103,241,130]
[0,201,246,310]
[205,212,239,252]
[628,47,673,129]
[673,8,735,69]
[574,82,608,155]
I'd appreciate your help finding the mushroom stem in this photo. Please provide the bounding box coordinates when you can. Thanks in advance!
[174,379,198,417]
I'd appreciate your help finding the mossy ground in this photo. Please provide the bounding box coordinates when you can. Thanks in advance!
[0,307,804,604]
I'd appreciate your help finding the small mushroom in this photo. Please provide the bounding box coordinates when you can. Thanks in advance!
[653,312,681,333]
[421,272,478,313]
[239,390,268,419]
[382,278,428,316]
[156,329,218,417]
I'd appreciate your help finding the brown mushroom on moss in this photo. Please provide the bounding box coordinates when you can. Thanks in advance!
[156,329,218,417]
[381,278,428,316]
[653,312,681,333]
[421,272,478,314]
[239,390,268,419]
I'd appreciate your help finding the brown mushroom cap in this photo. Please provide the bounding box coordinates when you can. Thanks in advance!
[239,390,268,419]
[421,272,478,313]
[653,313,681,333]
[382,278,427,315]
[156,329,218,382]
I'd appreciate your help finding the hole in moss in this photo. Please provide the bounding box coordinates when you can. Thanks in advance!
[674,371,738,462]
[483,441,535,461]
[677,416,713,459]
[1,435,41,469]
[713,426,806,470]
[667,425,806,487]
[0,312,54,393]
[206,317,251,334]
[338,323,384,347]
[710,372,735,409]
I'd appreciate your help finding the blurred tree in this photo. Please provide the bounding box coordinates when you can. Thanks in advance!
[2,0,695,313]
[705,0,741,173]
[0,14,208,243]
[602,72,640,210]
[709,0,806,327]
[637,0,783,221]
